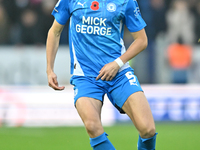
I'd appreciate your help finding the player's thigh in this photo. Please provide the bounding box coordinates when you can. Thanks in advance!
[76,97,102,121]
[122,91,155,137]
[76,97,104,137]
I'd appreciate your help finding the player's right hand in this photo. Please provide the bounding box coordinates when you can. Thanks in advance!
[47,71,65,90]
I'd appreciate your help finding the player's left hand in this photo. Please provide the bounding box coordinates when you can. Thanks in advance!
[96,61,120,81]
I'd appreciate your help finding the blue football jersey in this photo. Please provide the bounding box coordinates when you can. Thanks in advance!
[52,0,146,77]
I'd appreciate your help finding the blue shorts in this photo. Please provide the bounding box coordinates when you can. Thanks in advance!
[70,67,143,114]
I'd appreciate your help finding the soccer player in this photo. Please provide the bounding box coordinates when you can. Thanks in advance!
[46,0,158,149]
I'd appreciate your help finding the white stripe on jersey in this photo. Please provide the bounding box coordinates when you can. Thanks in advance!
[120,20,123,34]
[119,38,130,72]
[72,42,85,76]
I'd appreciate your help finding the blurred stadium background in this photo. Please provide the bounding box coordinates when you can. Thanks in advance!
[0,0,200,149]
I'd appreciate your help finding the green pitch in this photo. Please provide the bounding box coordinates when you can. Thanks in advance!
[0,123,199,150]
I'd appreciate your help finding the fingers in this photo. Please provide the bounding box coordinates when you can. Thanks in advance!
[96,71,103,80]
[96,70,115,81]
[104,74,114,81]
[96,66,105,80]
[49,81,65,90]
[96,61,119,81]
[106,75,113,81]
[48,77,65,91]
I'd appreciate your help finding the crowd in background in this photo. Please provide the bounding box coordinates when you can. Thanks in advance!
[0,0,200,46]
[139,0,200,45]
[0,0,69,45]
[0,0,200,84]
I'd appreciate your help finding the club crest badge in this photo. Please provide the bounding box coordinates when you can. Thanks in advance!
[107,3,116,12]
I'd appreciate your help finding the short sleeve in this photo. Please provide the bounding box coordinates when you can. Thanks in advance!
[52,0,70,25]
[125,0,146,32]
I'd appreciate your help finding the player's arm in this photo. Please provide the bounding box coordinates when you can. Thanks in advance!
[46,20,65,90]
[120,28,148,64]
[96,28,147,81]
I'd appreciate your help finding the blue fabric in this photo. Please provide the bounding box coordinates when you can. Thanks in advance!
[51,0,70,25]
[52,0,146,77]
[90,132,115,150]
[70,67,143,113]
[138,133,158,150]
[125,0,147,32]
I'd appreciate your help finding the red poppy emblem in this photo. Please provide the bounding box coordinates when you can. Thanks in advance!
[91,1,99,11]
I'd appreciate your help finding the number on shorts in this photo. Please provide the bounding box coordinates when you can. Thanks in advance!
[125,71,138,86]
